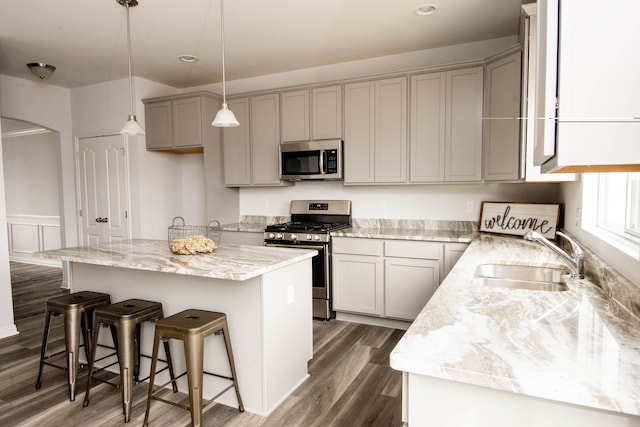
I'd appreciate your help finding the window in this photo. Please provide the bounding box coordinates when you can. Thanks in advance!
[583,172,640,258]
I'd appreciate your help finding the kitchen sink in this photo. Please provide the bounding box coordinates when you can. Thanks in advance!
[473,263,569,292]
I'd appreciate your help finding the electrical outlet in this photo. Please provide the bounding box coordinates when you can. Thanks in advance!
[466,201,474,214]
[379,200,386,209]
[575,207,581,227]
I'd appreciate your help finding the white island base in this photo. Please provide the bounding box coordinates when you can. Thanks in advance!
[69,259,312,416]
[404,373,640,427]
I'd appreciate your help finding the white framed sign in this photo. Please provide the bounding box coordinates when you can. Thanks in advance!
[478,202,561,239]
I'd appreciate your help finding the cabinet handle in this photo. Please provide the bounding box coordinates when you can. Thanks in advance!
[95,217,109,223]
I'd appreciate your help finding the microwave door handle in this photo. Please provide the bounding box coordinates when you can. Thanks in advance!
[321,150,326,174]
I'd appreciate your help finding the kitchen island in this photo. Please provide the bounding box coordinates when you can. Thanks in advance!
[35,239,316,416]
[391,234,640,426]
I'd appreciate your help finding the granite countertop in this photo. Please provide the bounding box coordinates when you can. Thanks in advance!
[34,239,316,281]
[332,226,475,243]
[390,234,640,416]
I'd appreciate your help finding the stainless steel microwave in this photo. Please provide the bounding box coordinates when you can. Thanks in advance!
[279,139,343,180]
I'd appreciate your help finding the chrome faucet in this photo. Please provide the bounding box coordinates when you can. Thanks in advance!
[523,231,585,279]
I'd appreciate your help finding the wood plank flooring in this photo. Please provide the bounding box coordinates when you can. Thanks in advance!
[0,262,405,426]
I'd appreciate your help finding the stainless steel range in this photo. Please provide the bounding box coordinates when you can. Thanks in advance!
[264,200,352,320]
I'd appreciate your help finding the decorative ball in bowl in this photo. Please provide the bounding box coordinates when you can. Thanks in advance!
[170,235,218,255]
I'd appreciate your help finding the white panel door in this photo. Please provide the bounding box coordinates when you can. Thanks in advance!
[77,135,130,246]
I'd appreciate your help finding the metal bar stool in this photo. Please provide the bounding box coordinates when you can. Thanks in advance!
[35,291,111,402]
[83,299,178,423]
[143,309,244,427]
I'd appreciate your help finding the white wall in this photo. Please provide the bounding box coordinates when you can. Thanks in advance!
[240,181,561,221]
[2,131,61,216]
[0,86,18,339]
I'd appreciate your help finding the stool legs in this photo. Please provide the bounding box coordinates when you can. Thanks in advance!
[184,333,205,427]
[221,324,244,412]
[34,308,53,391]
[63,307,82,402]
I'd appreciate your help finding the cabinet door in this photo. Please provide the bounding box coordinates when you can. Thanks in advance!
[281,90,309,142]
[534,0,559,166]
[145,101,173,150]
[385,258,439,321]
[375,77,407,183]
[344,81,375,183]
[443,242,468,280]
[251,94,281,185]
[410,73,446,182]
[483,52,522,181]
[445,67,483,182]
[312,85,342,140]
[172,97,202,148]
[541,0,640,172]
[223,98,251,186]
[333,253,383,316]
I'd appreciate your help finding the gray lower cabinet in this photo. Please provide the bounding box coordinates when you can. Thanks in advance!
[333,237,465,321]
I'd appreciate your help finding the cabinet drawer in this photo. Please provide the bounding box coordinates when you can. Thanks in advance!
[384,240,442,260]
[332,237,383,256]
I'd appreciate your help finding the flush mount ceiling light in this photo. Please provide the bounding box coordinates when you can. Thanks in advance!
[178,55,199,63]
[27,62,56,79]
[118,0,145,136]
[212,0,239,127]
[415,3,438,16]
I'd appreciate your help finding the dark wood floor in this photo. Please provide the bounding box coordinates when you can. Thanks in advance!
[0,262,405,426]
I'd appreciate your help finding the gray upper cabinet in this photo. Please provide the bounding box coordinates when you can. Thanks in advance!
[143,92,218,153]
[410,67,483,182]
[250,94,283,185]
[222,95,289,187]
[312,85,342,140]
[222,98,251,186]
[410,72,446,182]
[483,51,522,181]
[281,90,310,142]
[445,67,483,182]
[280,85,343,142]
[344,77,407,184]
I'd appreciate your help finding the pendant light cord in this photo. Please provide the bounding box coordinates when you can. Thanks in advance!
[125,3,135,116]
[220,0,227,104]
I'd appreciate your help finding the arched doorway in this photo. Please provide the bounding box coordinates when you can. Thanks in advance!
[1,117,63,266]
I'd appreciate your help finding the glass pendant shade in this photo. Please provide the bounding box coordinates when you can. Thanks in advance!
[212,103,239,127]
[121,115,146,135]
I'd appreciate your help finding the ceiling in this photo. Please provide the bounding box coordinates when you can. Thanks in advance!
[0,0,528,89]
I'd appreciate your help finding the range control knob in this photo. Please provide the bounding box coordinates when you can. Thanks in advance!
[314,235,321,241]
[267,233,275,239]
[306,234,312,241]
[276,233,284,240]
[291,233,298,241]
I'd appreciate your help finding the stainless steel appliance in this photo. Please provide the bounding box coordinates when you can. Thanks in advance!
[279,139,343,181]
[264,200,352,319]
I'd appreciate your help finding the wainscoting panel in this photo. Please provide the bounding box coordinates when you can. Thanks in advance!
[7,214,62,267]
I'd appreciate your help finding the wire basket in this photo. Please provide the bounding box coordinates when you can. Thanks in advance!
[168,217,221,255]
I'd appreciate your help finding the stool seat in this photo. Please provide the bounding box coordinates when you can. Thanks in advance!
[144,309,244,427]
[84,298,177,423]
[35,291,111,401]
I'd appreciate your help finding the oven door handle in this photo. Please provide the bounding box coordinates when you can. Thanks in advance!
[265,243,324,251]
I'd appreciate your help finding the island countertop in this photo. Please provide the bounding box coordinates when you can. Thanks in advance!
[35,239,317,281]
[390,234,640,417]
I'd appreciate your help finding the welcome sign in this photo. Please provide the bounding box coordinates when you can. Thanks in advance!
[479,202,561,239]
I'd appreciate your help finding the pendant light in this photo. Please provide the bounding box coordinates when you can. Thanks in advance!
[118,0,145,136]
[212,0,239,127]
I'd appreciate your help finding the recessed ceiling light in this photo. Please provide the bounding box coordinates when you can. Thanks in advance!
[415,3,438,16]
[178,55,199,63]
